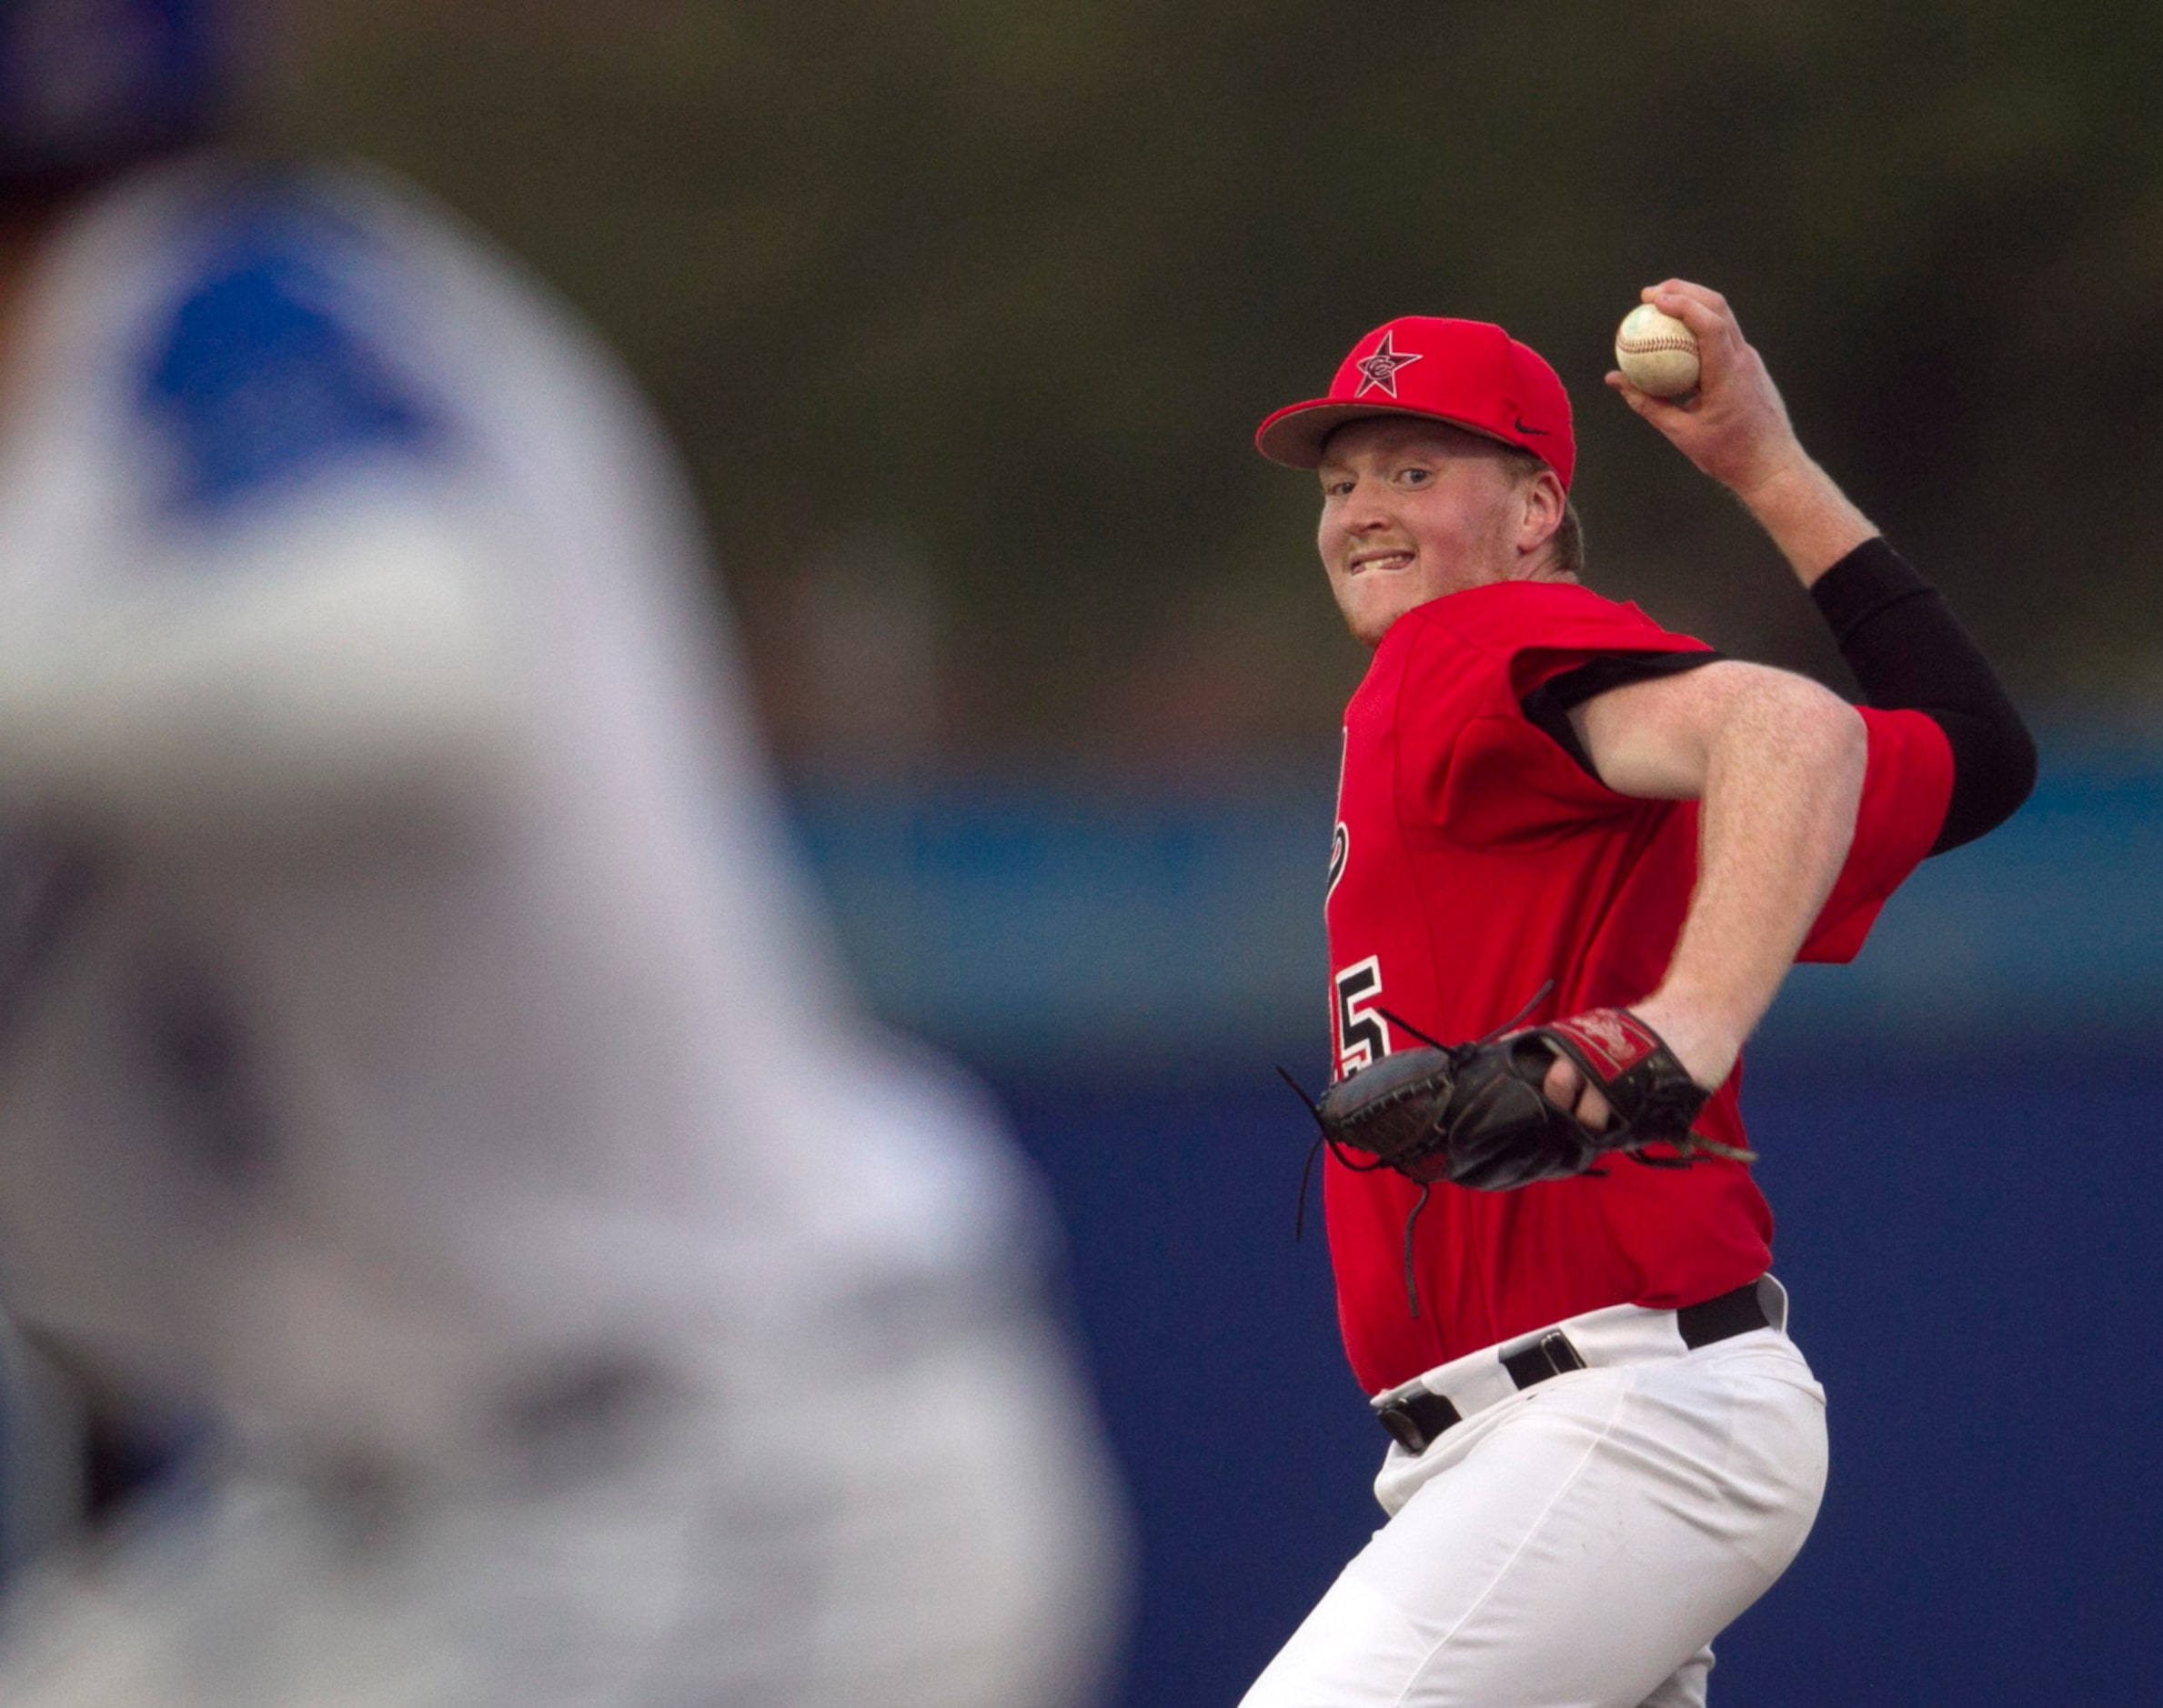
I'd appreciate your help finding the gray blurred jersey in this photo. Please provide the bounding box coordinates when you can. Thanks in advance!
[0,156,1049,1462]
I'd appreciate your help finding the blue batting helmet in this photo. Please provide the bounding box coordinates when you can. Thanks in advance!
[0,0,236,189]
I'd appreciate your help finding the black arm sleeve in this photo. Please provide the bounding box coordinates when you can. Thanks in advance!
[1808,536,2036,853]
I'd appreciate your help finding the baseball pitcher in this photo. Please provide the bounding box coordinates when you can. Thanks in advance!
[1242,290,2033,1707]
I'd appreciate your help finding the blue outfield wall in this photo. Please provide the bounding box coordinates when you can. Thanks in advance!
[794,741,2163,1708]
[994,1059,2162,1708]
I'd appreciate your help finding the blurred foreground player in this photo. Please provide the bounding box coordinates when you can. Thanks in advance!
[0,5,1122,1703]
[1241,292,2034,1707]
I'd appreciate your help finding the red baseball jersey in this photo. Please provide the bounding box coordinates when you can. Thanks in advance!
[1323,580,1954,1394]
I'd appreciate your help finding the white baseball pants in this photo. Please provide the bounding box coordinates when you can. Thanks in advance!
[1241,1285,1827,1708]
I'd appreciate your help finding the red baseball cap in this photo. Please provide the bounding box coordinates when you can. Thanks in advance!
[1254,316,1575,489]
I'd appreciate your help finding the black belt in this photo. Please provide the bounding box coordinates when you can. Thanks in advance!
[1375,1280,1774,1456]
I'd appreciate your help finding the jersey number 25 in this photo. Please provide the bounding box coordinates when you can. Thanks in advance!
[1333,956,1389,1077]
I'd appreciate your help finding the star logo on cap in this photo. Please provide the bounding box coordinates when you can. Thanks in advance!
[1353,331,1423,397]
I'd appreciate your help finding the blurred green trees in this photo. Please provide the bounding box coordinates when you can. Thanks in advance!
[276,0,2163,766]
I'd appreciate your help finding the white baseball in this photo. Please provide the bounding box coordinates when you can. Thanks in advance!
[1615,304,1700,397]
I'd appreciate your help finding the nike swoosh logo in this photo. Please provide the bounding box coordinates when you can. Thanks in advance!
[1514,417,1549,436]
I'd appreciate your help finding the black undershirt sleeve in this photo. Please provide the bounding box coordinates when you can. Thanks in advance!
[1519,650,1724,779]
[1807,537,2036,853]
[1516,538,2033,857]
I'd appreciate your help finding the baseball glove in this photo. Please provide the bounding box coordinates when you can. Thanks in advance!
[1311,1008,1752,1193]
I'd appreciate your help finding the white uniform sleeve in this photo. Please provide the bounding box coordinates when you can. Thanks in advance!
[0,485,531,843]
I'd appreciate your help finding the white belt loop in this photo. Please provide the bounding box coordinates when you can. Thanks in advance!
[1756,1272,1790,1334]
[1418,1356,1514,1420]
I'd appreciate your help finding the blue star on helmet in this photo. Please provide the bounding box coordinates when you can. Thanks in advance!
[1353,331,1422,397]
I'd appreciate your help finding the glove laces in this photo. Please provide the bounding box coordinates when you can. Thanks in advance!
[1276,982,1553,1321]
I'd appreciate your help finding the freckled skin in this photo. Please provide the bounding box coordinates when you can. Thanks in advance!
[1314,418,1565,649]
